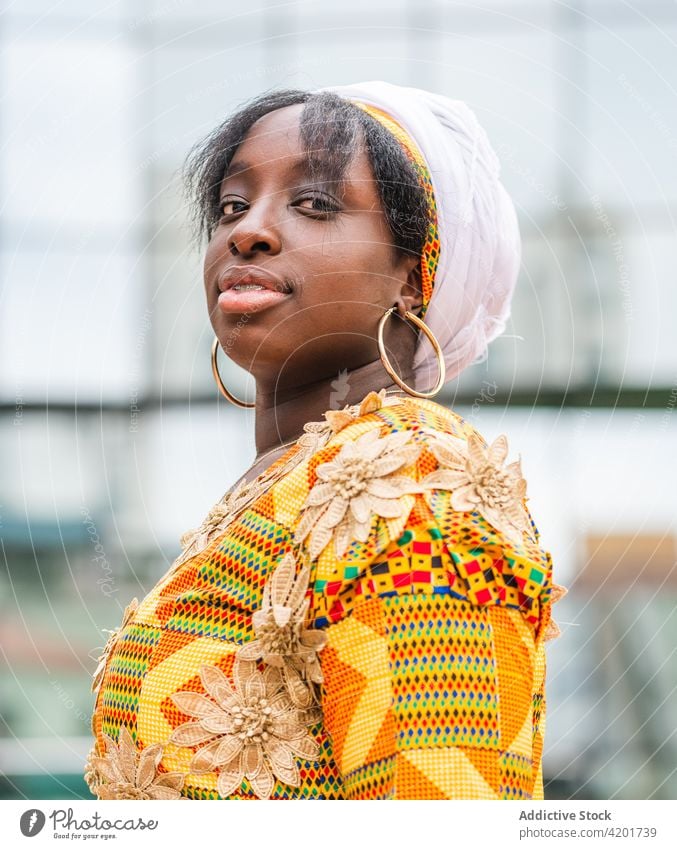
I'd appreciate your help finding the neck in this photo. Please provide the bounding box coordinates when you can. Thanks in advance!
[252,358,414,458]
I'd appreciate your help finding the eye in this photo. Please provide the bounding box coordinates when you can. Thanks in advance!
[218,197,247,218]
[295,194,340,215]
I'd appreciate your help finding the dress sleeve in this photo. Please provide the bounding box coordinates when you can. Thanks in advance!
[300,420,555,800]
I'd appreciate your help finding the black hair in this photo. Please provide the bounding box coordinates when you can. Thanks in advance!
[182,88,430,260]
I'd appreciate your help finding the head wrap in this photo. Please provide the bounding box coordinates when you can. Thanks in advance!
[316,80,521,393]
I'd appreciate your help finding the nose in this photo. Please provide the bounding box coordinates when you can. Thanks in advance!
[227,199,282,258]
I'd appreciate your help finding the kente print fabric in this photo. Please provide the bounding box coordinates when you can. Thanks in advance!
[87,392,558,800]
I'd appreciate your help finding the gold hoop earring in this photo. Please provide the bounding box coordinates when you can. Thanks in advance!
[211,337,255,408]
[377,307,445,398]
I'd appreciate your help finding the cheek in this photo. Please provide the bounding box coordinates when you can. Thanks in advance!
[298,243,400,307]
[203,238,224,287]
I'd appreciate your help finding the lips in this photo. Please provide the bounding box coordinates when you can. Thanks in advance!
[216,265,292,316]
[218,265,290,295]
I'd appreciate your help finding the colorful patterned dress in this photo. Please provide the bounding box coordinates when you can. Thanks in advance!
[85,390,559,800]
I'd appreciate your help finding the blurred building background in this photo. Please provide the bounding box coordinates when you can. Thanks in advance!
[1,0,676,800]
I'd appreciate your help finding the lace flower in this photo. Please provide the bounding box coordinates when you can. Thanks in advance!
[86,726,184,800]
[237,552,326,705]
[323,388,403,435]
[544,582,568,642]
[169,660,320,800]
[296,419,335,453]
[544,619,561,641]
[178,480,248,558]
[84,745,99,792]
[294,427,423,560]
[91,598,139,694]
[550,582,568,605]
[420,431,533,546]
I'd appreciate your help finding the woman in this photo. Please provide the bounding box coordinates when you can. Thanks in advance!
[85,80,562,800]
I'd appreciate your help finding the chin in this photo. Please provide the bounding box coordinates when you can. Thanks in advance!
[220,336,286,374]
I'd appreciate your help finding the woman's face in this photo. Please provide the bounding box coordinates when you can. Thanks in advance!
[204,103,421,390]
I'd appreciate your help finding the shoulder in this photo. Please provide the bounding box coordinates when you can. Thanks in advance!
[324,390,479,445]
[366,393,544,547]
[292,390,545,561]
[318,391,507,473]
[286,390,554,636]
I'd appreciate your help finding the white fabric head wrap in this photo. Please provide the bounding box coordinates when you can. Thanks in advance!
[316,80,521,392]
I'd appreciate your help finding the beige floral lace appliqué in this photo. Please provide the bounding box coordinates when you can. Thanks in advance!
[91,598,139,694]
[85,726,184,800]
[420,430,534,546]
[544,582,568,642]
[169,660,320,800]
[322,388,405,435]
[177,479,261,568]
[237,551,326,706]
[175,389,404,569]
[294,426,423,561]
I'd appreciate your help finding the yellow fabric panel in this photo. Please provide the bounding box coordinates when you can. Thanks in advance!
[321,592,545,799]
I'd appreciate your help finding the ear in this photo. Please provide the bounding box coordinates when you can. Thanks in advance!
[396,255,423,316]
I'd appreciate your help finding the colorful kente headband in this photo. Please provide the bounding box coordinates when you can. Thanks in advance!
[351,100,440,322]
